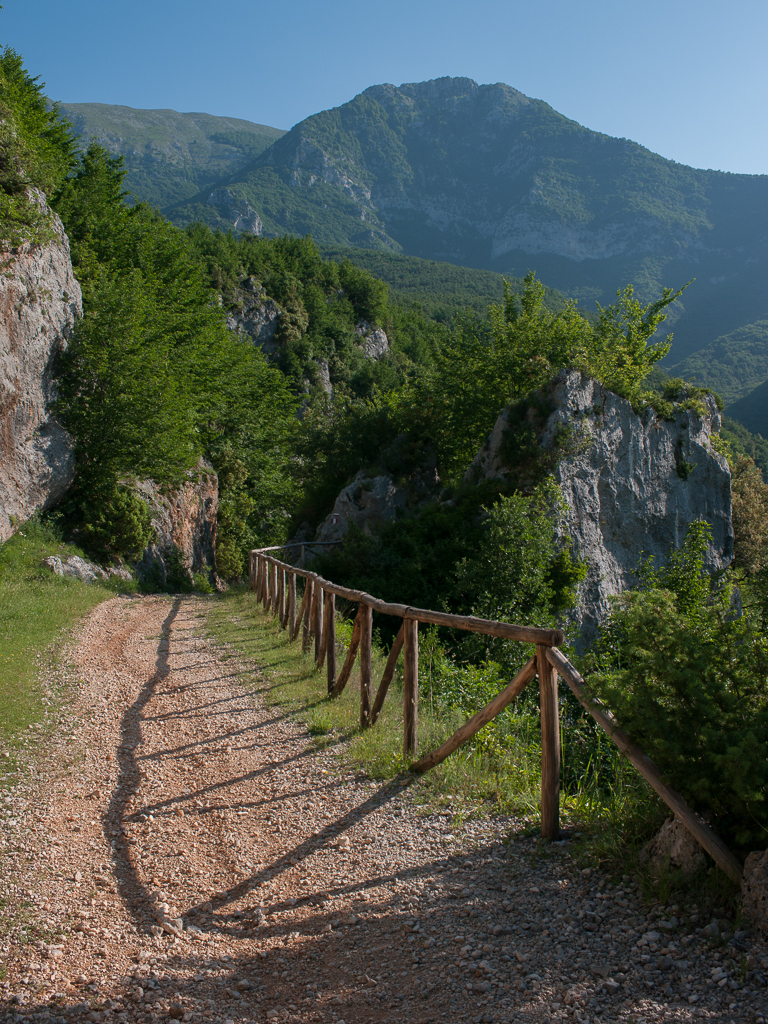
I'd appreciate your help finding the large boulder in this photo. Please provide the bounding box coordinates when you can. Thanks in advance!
[133,463,219,588]
[314,471,408,544]
[638,817,706,876]
[0,196,82,542]
[468,370,733,648]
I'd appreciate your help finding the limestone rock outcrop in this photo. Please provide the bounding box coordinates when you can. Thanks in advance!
[314,471,408,544]
[133,463,219,588]
[224,277,281,355]
[41,554,133,584]
[469,370,733,647]
[354,321,389,360]
[0,198,82,542]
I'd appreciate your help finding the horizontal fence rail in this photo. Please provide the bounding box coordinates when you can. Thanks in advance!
[249,547,744,885]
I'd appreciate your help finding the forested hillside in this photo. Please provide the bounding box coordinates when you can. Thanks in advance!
[60,102,285,212]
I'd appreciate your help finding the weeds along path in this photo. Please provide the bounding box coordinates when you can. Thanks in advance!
[1,594,765,1024]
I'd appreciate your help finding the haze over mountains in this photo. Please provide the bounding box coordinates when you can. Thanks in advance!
[62,77,768,427]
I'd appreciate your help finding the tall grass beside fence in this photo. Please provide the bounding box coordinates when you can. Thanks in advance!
[208,585,666,845]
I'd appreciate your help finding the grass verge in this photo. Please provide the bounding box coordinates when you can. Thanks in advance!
[0,518,120,778]
[208,587,663,839]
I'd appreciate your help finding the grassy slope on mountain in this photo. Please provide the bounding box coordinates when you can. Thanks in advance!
[60,102,285,211]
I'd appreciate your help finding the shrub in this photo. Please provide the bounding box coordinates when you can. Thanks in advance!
[62,482,154,562]
[584,522,768,848]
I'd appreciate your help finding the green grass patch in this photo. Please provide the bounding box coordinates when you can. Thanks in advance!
[0,519,119,776]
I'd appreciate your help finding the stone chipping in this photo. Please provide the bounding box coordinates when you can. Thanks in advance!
[1,595,766,1024]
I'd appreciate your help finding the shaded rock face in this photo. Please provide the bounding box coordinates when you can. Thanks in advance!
[315,471,408,544]
[207,189,263,235]
[0,199,82,542]
[133,465,218,588]
[469,370,733,648]
[224,277,281,355]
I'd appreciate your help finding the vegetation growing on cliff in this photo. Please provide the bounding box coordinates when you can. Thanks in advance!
[0,46,76,246]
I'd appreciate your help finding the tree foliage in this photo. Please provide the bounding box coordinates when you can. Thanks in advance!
[584,522,768,848]
[423,272,685,477]
[53,144,298,563]
[0,46,77,245]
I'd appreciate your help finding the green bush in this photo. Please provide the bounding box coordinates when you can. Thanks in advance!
[584,522,768,848]
[60,482,154,562]
[165,545,193,593]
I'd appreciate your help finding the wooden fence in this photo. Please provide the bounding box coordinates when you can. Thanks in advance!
[249,546,743,885]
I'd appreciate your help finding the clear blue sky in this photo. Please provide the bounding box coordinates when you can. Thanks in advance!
[4,0,767,175]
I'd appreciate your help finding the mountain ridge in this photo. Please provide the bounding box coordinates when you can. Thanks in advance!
[63,79,768,406]
[59,101,285,211]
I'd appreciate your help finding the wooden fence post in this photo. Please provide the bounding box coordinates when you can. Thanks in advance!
[314,584,323,664]
[537,643,560,841]
[256,556,263,602]
[271,562,278,616]
[403,618,419,757]
[317,591,328,671]
[277,567,285,623]
[288,571,297,638]
[302,578,314,652]
[262,559,270,611]
[325,591,336,694]
[359,603,373,728]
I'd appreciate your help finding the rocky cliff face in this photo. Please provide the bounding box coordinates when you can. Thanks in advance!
[224,277,282,355]
[314,470,408,544]
[0,198,82,542]
[469,371,733,648]
[133,464,219,588]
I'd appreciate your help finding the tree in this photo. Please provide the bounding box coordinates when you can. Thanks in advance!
[425,272,687,477]
[0,46,77,244]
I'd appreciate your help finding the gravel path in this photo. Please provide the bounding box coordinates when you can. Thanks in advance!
[0,594,766,1024]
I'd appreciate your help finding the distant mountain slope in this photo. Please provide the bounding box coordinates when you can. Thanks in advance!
[724,382,768,438]
[162,76,768,362]
[59,102,285,212]
[669,321,768,406]
[320,246,568,320]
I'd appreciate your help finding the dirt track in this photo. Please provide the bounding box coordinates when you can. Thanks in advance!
[0,594,765,1024]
